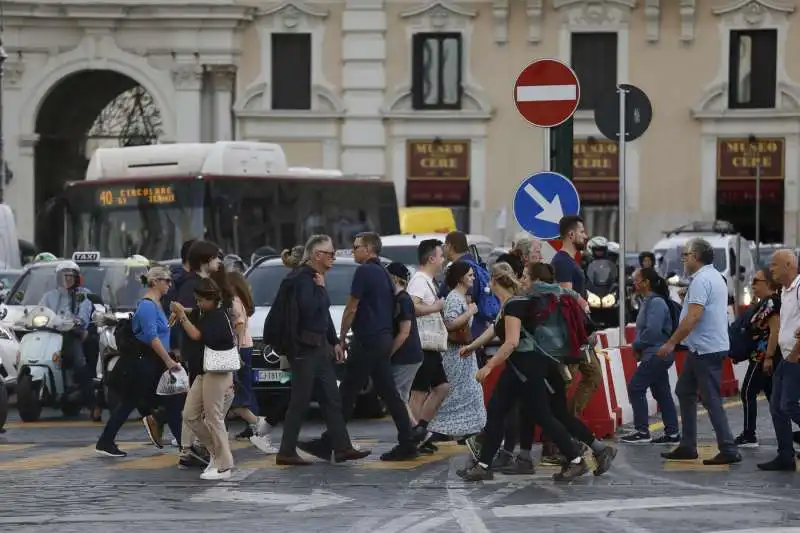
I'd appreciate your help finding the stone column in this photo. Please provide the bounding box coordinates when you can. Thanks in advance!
[171,65,204,142]
[341,0,386,176]
[209,66,236,141]
[13,134,37,242]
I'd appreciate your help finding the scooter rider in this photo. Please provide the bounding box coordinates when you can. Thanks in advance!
[39,261,95,413]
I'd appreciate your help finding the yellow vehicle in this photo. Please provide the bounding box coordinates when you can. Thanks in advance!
[398,207,457,234]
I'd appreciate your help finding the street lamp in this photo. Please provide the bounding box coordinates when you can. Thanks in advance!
[748,134,762,260]
[0,40,7,204]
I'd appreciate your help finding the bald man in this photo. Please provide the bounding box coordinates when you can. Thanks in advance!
[759,250,800,471]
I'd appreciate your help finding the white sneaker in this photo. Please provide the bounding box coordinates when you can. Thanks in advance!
[203,459,216,474]
[200,468,232,481]
[253,417,271,436]
[249,434,278,455]
[171,438,178,447]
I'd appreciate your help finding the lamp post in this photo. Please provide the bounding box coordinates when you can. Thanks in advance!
[0,40,7,203]
[748,134,762,260]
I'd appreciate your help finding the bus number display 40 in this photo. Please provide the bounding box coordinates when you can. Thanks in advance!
[97,186,177,207]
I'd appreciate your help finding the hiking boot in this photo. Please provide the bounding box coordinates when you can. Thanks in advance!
[458,463,493,482]
[553,459,588,481]
[594,446,617,476]
[501,456,536,475]
[492,449,514,470]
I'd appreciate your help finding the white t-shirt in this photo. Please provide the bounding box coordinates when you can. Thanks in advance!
[407,271,438,306]
[779,274,800,356]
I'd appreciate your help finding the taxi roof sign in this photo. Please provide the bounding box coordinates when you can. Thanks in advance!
[72,251,101,262]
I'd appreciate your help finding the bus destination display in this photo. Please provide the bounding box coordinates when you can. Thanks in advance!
[97,186,176,207]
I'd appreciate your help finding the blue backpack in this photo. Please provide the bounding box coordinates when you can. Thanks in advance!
[728,304,758,363]
[462,257,501,322]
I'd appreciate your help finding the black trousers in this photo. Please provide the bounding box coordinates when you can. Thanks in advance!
[280,344,351,455]
[479,355,595,466]
[502,402,535,452]
[740,358,778,437]
[323,333,413,446]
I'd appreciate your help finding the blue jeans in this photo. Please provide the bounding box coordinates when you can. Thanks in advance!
[675,351,737,455]
[769,360,800,461]
[628,354,679,435]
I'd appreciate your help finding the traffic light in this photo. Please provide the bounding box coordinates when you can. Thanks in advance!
[549,117,574,181]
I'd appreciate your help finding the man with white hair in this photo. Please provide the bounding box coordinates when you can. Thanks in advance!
[268,234,370,466]
[656,237,740,465]
[759,249,800,471]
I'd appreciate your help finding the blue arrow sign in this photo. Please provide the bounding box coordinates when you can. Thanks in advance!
[513,171,581,240]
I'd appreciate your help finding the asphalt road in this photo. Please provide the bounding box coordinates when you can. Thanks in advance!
[1,400,800,533]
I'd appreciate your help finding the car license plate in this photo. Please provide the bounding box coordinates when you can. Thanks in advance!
[255,370,290,383]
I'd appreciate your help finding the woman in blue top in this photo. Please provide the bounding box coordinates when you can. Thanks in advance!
[620,267,680,444]
[96,266,183,458]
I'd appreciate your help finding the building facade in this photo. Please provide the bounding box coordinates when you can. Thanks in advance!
[4,0,800,250]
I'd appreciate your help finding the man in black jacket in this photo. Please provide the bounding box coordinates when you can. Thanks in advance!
[275,234,370,466]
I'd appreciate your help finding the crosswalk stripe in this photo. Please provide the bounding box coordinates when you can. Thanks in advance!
[0,442,147,470]
[3,420,138,430]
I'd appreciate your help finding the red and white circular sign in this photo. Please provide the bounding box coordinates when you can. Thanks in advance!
[514,58,581,128]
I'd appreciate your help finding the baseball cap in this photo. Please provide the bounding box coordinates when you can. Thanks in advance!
[386,262,410,282]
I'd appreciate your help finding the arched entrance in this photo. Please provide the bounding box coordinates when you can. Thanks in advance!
[34,70,163,252]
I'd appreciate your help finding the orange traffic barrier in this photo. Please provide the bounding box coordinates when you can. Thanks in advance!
[481,362,505,407]
[720,357,739,397]
[625,325,636,344]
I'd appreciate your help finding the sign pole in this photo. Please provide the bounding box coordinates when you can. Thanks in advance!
[543,127,551,172]
[618,85,628,342]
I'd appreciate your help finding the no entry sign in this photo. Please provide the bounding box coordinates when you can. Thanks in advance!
[514,59,581,128]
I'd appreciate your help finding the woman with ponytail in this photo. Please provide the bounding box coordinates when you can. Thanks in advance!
[620,267,680,445]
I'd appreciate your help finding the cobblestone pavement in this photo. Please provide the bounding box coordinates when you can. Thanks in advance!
[2,400,800,533]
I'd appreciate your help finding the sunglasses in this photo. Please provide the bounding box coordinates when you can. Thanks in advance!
[317,250,336,258]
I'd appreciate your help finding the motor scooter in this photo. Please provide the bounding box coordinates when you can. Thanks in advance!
[584,258,621,329]
[14,306,86,421]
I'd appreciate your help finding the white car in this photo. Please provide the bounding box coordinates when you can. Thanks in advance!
[245,255,388,420]
[0,304,19,390]
[379,233,495,271]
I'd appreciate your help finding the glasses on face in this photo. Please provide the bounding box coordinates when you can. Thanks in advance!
[317,250,335,258]
[352,244,366,252]
[681,252,691,259]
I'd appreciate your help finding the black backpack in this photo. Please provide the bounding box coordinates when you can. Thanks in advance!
[661,296,682,334]
[263,275,300,357]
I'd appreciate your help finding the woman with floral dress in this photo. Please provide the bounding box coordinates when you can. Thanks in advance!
[428,261,486,439]
[735,267,782,448]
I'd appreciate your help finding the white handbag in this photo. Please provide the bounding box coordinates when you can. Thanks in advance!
[416,280,448,352]
[203,312,242,373]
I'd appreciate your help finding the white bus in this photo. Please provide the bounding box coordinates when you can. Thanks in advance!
[59,142,400,261]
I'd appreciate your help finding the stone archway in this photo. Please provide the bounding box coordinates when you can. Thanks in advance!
[33,70,164,252]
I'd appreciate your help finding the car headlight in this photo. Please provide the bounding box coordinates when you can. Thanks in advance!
[587,292,601,308]
[601,293,617,307]
[31,315,49,328]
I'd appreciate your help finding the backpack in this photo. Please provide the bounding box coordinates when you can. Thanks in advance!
[262,274,300,357]
[512,287,587,363]
[462,257,501,322]
[662,296,682,335]
[728,304,759,363]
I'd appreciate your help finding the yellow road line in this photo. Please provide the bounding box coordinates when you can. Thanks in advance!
[663,444,730,471]
[0,444,36,453]
[362,442,464,470]
[0,442,147,470]
[648,399,743,433]
[109,440,251,470]
[4,420,137,430]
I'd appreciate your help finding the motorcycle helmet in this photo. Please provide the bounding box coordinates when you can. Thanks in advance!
[34,252,57,263]
[55,260,81,287]
[224,254,246,273]
[587,236,609,258]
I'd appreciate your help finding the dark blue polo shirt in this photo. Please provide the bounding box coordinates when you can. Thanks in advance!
[551,250,586,298]
[392,291,423,365]
[351,258,394,339]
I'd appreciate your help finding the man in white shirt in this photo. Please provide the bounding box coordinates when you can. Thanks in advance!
[760,249,800,471]
[407,238,449,448]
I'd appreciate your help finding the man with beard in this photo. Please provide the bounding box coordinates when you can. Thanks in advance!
[540,216,603,465]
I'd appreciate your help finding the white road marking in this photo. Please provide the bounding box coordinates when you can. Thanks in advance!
[190,486,352,512]
[516,84,577,102]
[492,495,756,518]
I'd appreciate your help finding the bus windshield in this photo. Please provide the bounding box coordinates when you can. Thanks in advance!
[62,176,400,262]
[63,179,204,260]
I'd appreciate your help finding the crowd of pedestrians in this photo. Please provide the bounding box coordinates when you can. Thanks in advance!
[91,221,800,482]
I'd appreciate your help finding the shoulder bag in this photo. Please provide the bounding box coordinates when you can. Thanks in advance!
[416,279,448,352]
[203,311,242,373]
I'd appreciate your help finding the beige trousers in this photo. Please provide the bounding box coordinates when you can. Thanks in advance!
[183,372,235,471]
